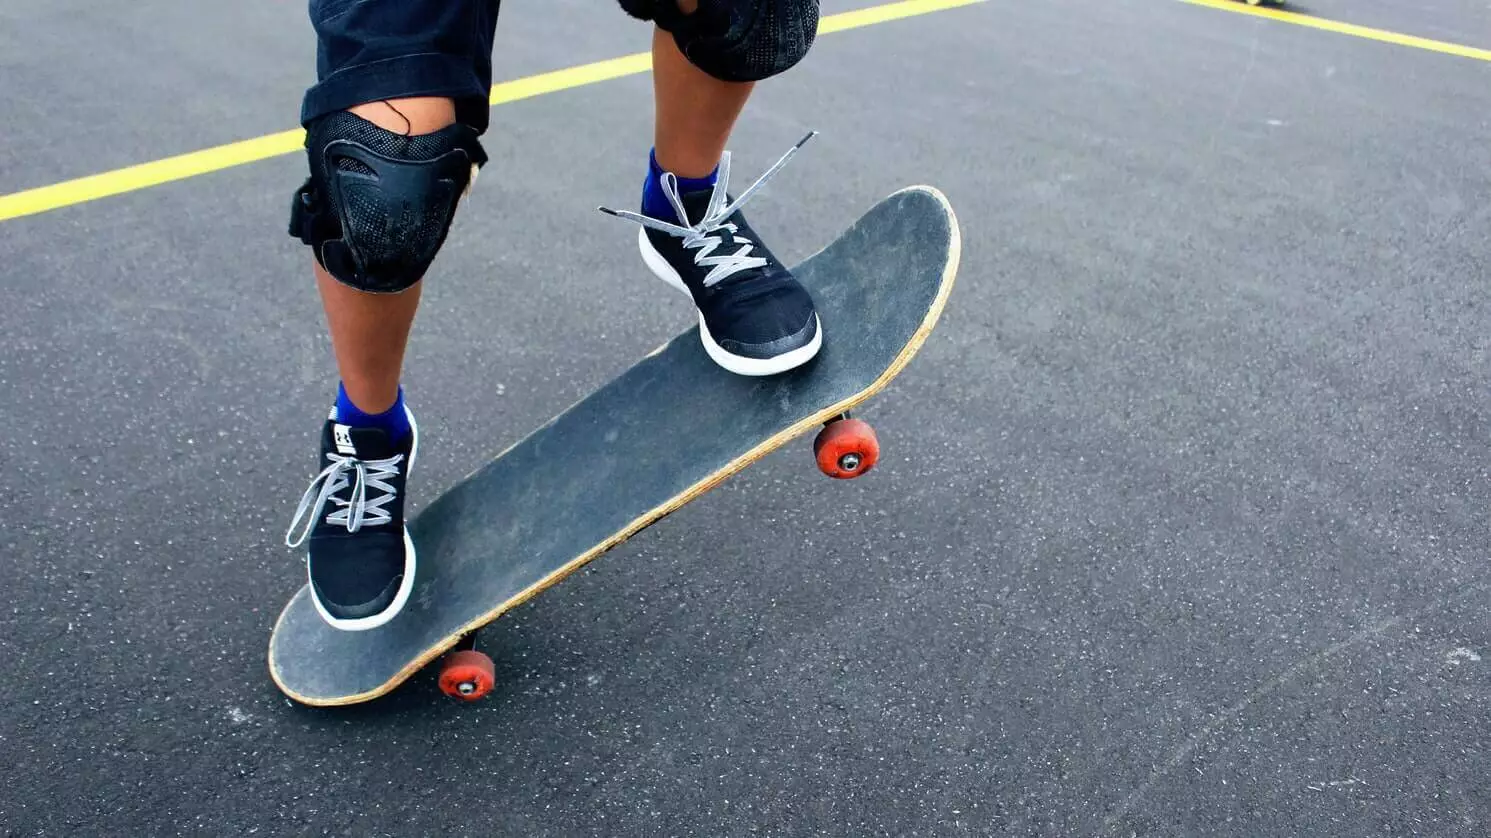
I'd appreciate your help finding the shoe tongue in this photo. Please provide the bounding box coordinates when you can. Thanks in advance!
[331,422,396,459]
[674,188,716,226]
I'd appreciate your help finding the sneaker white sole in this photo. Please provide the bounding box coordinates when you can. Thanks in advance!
[310,405,420,632]
[637,227,823,377]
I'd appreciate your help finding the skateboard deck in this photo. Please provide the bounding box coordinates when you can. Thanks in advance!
[269,184,961,706]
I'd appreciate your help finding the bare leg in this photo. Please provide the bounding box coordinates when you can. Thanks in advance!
[315,96,456,413]
[650,1,754,178]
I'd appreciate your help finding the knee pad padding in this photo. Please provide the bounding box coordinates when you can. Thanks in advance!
[621,0,820,83]
[289,111,488,293]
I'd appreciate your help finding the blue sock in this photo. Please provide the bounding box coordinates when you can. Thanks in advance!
[334,382,411,443]
[642,148,718,223]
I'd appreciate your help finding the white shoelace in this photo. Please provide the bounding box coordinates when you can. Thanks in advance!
[600,131,816,287]
[284,451,405,548]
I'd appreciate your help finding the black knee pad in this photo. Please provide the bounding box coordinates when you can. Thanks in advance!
[289,111,488,293]
[619,0,820,83]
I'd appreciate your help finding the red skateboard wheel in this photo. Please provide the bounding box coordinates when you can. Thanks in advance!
[438,649,495,701]
[813,418,880,479]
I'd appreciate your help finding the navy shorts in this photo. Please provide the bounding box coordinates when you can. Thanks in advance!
[302,0,503,132]
[301,1,815,133]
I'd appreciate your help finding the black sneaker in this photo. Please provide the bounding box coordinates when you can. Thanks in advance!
[601,133,823,377]
[284,407,417,631]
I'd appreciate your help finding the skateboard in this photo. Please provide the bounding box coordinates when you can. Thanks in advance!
[268,184,961,706]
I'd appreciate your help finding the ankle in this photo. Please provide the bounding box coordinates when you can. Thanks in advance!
[335,382,412,442]
[642,148,718,221]
[651,146,721,181]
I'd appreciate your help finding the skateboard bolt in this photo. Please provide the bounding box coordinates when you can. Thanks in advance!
[838,453,862,472]
[459,682,475,695]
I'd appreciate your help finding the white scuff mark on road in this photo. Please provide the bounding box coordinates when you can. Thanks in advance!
[1446,647,1481,665]
[1101,616,1402,832]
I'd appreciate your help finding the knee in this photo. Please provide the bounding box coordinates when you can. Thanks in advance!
[288,106,487,294]
[347,96,459,135]
[624,0,821,83]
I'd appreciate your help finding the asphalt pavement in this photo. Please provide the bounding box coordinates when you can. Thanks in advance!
[2,0,1488,834]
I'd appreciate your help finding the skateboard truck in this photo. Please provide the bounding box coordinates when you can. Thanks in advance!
[814,412,881,479]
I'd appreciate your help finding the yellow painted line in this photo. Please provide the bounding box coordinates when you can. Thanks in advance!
[819,0,983,32]
[0,128,308,225]
[0,0,985,224]
[1183,0,1491,62]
